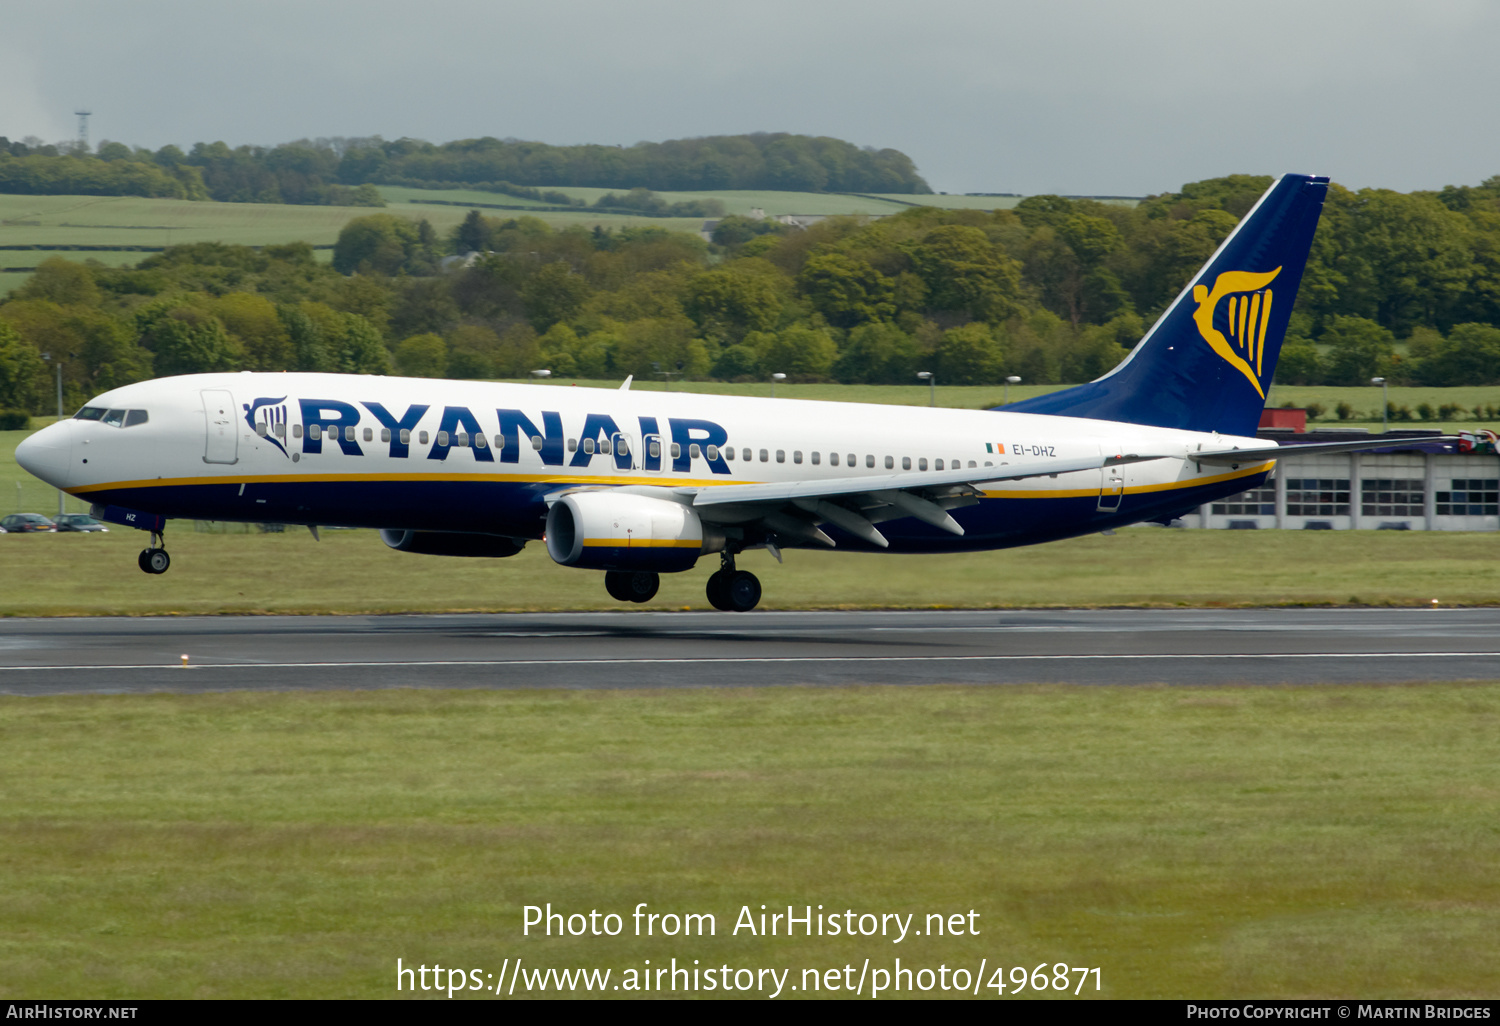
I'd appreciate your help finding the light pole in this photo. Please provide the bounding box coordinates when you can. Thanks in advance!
[917,370,935,407]
[770,372,785,398]
[530,369,552,379]
[41,352,63,516]
[1371,376,1387,433]
[1004,374,1021,405]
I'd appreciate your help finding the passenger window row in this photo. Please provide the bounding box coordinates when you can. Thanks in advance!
[720,446,981,471]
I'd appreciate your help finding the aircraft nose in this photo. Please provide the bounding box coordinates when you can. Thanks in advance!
[14,421,73,489]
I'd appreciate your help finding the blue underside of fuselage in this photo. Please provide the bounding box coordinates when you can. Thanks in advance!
[81,470,1268,556]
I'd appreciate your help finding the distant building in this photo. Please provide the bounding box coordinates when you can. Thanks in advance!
[1185,429,1500,532]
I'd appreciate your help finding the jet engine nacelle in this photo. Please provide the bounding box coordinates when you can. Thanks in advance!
[380,529,525,558]
[545,491,723,572]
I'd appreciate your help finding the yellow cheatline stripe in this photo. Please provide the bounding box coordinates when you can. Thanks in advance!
[69,461,1273,503]
[981,462,1273,499]
[581,539,701,549]
[68,469,743,494]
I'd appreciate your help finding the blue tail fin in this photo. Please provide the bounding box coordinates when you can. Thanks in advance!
[1004,174,1329,436]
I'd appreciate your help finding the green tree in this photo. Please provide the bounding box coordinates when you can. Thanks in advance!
[1321,315,1395,385]
[797,252,896,329]
[936,323,1005,383]
[758,325,837,380]
[14,257,101,307]
[683,268,782,339]
[0,320,49,413]
[395,334,447,377]
[521,262,592,332]
[834,321,919,383]
[906,225,1023,322]
[1411,323,1500,386]
[138,305,243,376]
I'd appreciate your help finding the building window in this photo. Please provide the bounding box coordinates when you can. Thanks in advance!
[1286,478,1350,516]
[1361,478,1423,517]
[1436,478,1500,516]
[1211,485,1276,516]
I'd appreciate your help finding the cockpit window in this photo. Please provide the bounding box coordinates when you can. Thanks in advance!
[73,407,149,427]
[74,407,107,421]
[101,409,127,427]
[124,409,149,427]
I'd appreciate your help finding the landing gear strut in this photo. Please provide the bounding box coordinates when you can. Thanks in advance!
[604,570,659,603]
[706,552,761,612]
[137,530,170,575]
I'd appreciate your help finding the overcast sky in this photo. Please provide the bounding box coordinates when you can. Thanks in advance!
[2,0,1496,196]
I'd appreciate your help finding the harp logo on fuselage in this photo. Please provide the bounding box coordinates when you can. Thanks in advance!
[1191,266,1282,399]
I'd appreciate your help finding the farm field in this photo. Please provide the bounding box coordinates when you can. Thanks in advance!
[1,682,1496,998]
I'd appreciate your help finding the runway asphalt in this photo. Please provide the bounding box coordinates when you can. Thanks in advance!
[1,608,1497,695]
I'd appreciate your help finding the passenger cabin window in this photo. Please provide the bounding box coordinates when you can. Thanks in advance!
[437,431,450,446]
[885,456,895,469]
[419,430,429,444]
[493,435,503,450]
[760,449,769,463]
[690,443,701,459]
[725,447,735,461]
[649,440,661,459]
[255,422,268,437]
[456,432,468,447]
[363,427,373,442]
[345,426,356,442]
[474,433,487,449]
[866,455,875,468]
[600,439,611,455]
[293,424,303,439]
[671,443,682,459]
[124,409,148,427]
[811,452,820,465]
[530,435,544,451]
[309,424,322,441]
[274,422,286,438]
[793,451,802,464]
[918,458,927,471]
[831,452,840,466]
[381,428,391,442]
[741,448,751,461]
[776,450,785,463]
[568,438,578,452]
[848,453,856,467]
[582,438,595,454]
[934,459,943,470]
[707,444,719,460]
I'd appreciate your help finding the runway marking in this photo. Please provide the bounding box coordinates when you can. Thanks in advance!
[5,652,1500,671]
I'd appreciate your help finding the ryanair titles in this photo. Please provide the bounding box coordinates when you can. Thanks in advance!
[247,398,733,475]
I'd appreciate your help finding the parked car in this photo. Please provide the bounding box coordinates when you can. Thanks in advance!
[54,513,108,533]
[0,513,57,533]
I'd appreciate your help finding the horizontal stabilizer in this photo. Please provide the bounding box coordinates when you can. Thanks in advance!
[1189,436,1460,466]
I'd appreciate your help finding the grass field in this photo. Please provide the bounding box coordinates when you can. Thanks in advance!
[2,521,1498,616]
[1,683,1495,998]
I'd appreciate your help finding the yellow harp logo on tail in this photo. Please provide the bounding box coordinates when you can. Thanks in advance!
[1191,267,1282,399]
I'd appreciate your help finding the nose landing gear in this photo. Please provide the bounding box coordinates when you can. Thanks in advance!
[138,530,170,575]
[706,552,761,612]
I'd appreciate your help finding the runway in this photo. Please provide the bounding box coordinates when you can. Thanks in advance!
[1,608,1498,694]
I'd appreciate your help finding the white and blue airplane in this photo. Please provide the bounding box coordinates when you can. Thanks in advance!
[16,174,1408,611]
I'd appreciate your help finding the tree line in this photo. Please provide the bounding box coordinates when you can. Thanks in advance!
[0,132,929,205]
[3,174,1500,422]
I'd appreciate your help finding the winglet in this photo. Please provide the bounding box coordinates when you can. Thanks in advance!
[619,375,633,391]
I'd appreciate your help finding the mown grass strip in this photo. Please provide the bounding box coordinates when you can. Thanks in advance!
[0,683,1495,998]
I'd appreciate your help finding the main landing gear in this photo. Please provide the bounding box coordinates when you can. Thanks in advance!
[604,570,660,603]
[137,530,170,575]
[706,552,761,612]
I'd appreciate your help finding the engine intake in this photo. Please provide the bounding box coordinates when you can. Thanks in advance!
[380,529,524,558]
[546,491,722,572]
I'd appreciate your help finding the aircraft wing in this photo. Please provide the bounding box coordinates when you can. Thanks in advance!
[1188,436,1460,466]
[675,453,1168,549]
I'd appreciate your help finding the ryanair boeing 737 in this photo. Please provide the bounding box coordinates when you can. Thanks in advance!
[16,174,1412,611]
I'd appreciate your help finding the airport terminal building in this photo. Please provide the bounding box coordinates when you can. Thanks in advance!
[1185,421,1500,532]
